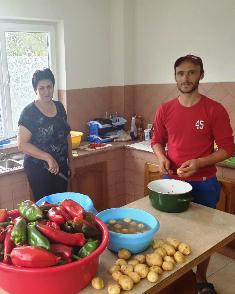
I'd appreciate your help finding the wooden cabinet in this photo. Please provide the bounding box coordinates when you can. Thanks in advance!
[0,171,30,209]
[71,162,108,212]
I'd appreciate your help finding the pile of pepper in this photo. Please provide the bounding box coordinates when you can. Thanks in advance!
[0,199,102,268]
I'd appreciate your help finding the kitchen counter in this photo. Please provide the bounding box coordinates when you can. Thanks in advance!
[74,140,235,169]
[81,197,235,294]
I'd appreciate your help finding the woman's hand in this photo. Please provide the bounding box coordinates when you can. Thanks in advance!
[46,155,59,175]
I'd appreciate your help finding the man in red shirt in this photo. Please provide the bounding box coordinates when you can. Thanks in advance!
[151,54,235,294]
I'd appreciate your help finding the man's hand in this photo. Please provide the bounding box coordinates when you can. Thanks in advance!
[177,159,201,178]
[158,156,173,175]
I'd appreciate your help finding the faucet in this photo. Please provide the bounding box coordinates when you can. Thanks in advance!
[0,153,8,160]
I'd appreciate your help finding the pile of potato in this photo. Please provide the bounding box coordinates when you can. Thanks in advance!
[91,237,192,293]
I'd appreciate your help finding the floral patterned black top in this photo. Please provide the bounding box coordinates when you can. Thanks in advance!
[18,101,71,168]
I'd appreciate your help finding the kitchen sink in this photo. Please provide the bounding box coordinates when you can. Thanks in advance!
[0,159,23,170]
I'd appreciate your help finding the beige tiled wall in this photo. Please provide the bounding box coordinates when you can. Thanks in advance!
[59,82,235,138]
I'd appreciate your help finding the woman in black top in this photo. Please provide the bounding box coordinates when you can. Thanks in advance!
[18,68,73,201]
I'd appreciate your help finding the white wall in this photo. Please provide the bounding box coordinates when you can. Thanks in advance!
[1,0,235,88]
[0,0,112,89]
[133,0,235,84]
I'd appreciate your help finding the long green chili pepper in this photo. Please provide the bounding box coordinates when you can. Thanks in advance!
[18,200,43,221]
[78,239,100,258]
[0,221,13,227]
[10,217,27,245]
[27,222,50,250]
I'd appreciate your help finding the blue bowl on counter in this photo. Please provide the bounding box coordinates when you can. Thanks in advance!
[36,192,98,215]
[96,207,160,253]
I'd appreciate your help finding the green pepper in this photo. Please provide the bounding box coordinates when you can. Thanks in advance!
[10,217,27,245]
[18,200,43,221]
[61,221,75,233]
[27,222,50,250]
[78,239,100,258]
[0,221,13,227]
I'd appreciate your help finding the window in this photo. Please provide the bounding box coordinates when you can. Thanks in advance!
[0,22,57,140]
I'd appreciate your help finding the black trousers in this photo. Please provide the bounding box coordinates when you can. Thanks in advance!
[24,161,68,202]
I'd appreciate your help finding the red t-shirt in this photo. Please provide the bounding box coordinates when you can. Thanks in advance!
[151,95,235,180]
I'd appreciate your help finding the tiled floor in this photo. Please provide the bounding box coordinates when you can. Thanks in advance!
[199,252,235,294]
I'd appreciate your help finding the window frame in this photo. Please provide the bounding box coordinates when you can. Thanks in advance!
[0,21,57,140]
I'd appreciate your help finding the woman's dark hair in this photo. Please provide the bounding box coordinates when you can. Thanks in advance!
[32,68,55,90]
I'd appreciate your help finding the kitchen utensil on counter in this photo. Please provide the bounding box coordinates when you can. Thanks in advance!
[148,179,193,213]
[96,207,160,253]
[0,215,108,294]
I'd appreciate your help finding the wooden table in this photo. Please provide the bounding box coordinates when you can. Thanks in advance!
[81,196,235,294]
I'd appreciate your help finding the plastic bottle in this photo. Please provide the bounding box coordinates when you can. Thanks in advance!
[130,115,137,140]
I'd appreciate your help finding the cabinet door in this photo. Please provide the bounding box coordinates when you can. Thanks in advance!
[71,162,108,212]
[12,173,29,208]
[0,181,14,210]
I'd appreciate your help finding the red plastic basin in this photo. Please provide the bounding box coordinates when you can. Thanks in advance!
[0,217,109,294]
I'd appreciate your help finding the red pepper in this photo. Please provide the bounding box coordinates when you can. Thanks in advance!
[40,220,60,230]
[10,246,60,268]
[36,222,86,246]
[0,209,8,222]
[61,199,84,219]
[58,206,71,221]
[0,226,6,242]
[39,202,58,211]
[3,225,15,264]
[7,209,20,220]
[50,243,73,261]
[47,207,65,224]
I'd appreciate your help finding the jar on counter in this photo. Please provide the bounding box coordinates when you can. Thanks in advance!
[144,129,150,141]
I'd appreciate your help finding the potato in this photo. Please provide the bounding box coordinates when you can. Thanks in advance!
[178,243,192,255]
[133,254,146,264]
[118,249,132,260]
[174,251,185,264]
[109,265,121,274]
[118,274,134,290]
[128,259,139,266]
[108,283,121,294]
[162,244,176,256]
[127,271,141,284]
[149,265,163,275]
[112,270,123,282]
[164,255,175,264]
[134,263,149,278]
[147,271,159,283]
[152,239,165,249]
[109,219,117,225]
[91,276,105,289]
[154,247,167,258]
[166,238,181,249]
[177,168,184,176]
[146,253,163,267]
[162,261,174,271]
[120,264,134,275]
[115,258,127,266]
[123,218,132,223]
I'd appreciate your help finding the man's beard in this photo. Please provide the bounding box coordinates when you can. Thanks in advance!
[177,80,200,94]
